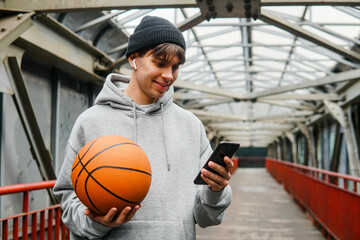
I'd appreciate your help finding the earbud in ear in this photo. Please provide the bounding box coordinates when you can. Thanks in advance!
[132,59,137,70]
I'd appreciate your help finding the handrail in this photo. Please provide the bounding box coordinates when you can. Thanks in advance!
[0,180,56,195]
[266,157,360,193]
[0,180,69,240]
[266,157,360,240]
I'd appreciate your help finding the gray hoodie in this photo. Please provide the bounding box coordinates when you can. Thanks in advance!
[53,73,232,240]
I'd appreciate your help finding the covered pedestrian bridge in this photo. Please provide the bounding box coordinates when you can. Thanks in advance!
[1,1,360,239]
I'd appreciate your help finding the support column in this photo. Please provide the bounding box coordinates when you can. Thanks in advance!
[4,56,57,203]
[298,123,317,167]
[324,100,360,177]
[276,138,281,160]
[285,131,297,163]
[347,107,360,175]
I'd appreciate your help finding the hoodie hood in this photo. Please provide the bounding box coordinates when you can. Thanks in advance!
[95,73,174,115]
[95,73,173,170]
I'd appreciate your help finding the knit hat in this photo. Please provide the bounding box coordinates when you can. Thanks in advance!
[125,16,186,58]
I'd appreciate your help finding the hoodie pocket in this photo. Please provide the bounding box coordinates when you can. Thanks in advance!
[106,220,191,240]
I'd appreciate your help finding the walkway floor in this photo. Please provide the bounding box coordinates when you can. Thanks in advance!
[196,168,324,240]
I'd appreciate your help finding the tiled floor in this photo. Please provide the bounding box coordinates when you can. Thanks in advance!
[196,168,324,240]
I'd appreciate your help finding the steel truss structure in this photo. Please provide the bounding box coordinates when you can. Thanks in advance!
[0,1,360,195]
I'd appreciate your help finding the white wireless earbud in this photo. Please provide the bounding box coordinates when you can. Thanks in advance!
[132,59,137,70]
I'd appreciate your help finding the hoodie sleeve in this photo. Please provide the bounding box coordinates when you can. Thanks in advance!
[53,141,113,239]
[193,124,232,228]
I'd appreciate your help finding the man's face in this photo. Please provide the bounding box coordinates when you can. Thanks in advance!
[130,51,181,105]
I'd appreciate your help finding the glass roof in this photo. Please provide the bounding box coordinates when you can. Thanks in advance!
[58,3,360,147]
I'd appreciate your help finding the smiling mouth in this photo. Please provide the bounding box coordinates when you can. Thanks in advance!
[154,81,170,90]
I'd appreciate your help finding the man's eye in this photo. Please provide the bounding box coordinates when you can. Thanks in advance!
[156,62,165,67]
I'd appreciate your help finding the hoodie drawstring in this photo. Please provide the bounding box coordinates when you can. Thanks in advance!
[160,103,171,171]
[131,101,170,171]
[132,101,137,143]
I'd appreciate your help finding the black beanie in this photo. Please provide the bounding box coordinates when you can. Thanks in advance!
[125,16,186,58]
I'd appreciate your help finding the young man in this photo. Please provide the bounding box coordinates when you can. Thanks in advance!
[53,16,233,239]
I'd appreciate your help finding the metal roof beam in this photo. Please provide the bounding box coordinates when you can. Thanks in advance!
[261,0,360,6]
[253,68,360,99]
[190,109,310,122]
[297,38,360,68]
[177,99,233,109]
[185,57,335,63]
[174,92,317,111]
[74,10,125,32]
[174,87,340,101]
[177,12,205,32]
[187,27,237,45]
[190,109,249,122]
[4,0,359,12]
[180,69,322,73]
[15,15,112,83]
[174,92,231,100]
[174,80,251,100]
[334,6,360,19]
[261,93,341,101]
[302,20,360,46]
[0,11,34,53]
[180,9,221,87]
[209,125,293,132]
[209,123,294,131]
[196,22,360,27]
[258,99,316,111]
[259,9,360,63]
[4,0,197,12]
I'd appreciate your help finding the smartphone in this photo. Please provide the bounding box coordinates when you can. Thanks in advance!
[194,141,240,185]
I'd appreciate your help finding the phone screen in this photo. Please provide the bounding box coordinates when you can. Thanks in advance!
[194,141,239,185]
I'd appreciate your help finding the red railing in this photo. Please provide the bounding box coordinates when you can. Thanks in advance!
[230,157,239,175]
[266,157,360,240]
[0,180,69,240]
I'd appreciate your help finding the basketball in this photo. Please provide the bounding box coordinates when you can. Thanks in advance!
[71,135,152,215]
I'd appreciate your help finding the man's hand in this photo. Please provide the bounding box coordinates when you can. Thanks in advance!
[84,204,141,227]
[200,156,234,192]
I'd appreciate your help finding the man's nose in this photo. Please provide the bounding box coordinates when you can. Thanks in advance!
[161,67,174,80]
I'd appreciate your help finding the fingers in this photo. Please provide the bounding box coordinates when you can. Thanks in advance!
[123,204,141,223]
[84,205,141,227]
[201,168,229,188]
[201,172,227,192]
[201,156,233,191]
[224,156,234,171]
[112,207,131,225]
[84,207,118,224]
[103,207,121,224]
[208,158,232,180]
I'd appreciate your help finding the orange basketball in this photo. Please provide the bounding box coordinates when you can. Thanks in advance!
[71,135,152,215]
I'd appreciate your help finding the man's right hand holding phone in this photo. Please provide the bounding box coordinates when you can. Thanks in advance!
[200,156,234,192]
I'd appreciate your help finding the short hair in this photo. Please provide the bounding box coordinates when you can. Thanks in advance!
[137,43,186,65]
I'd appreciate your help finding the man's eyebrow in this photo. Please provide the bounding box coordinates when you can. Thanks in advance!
[154,56,180,65]
[154,56,167,62]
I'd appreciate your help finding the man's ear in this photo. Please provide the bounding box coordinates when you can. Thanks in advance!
[128,54,137,70]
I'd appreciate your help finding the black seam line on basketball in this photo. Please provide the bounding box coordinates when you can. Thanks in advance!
[74,142,142,211]
[73,141,131,192]
[72,138,99,172]
[74,154,84,192]
[86,166,144,204]
[94,166,152,177]
[74,142,140,189]
[73,138,100,192]
[84,176,105,215]
[85,166,145,206]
